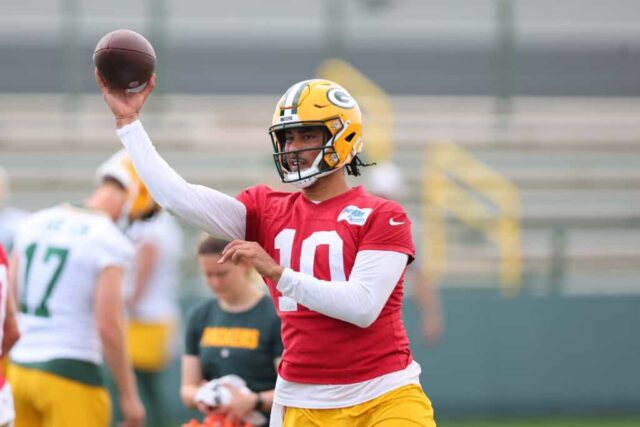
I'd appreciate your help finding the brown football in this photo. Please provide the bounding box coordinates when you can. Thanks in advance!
[93,29,156,90]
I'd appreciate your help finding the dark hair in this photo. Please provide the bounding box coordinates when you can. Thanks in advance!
[197,235,229,256]
[345,156,376,177]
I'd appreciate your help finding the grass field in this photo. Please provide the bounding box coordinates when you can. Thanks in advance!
[439,417,640,427]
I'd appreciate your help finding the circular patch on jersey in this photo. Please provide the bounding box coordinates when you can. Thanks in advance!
[220,348,230,359]
[327,88,356,109]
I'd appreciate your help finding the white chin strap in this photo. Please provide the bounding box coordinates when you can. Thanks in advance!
[290,175,318,189]
[284,160,348,189]
[284,163,321,188]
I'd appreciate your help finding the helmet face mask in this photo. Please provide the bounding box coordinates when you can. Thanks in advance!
[270,122,343,188]
[269,80,363,188]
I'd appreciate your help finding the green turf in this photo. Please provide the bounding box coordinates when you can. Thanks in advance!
[439,417,640,427]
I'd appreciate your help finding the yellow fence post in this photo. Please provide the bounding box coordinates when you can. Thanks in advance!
[424,141,522,295]
[422,162,448,285]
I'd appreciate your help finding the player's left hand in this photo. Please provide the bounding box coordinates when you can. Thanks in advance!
[219,240,284,283]
[119,395,146,427]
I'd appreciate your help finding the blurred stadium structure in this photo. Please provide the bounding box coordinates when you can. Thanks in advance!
[1,0,640,425]
[2,0,640,95]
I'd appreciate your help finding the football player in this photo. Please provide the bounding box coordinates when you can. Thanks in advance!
[0,243,20,427]
[97,74,436,426]
[7,151,154,427]
[125,209,183,426]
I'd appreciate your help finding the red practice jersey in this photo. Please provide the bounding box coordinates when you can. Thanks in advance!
[0,244,8,387]
[237,185,415,385]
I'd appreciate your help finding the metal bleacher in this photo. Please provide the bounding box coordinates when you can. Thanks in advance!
[1,94,639,295]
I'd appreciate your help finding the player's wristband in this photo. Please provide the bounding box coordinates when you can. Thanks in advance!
[254,392,264,411]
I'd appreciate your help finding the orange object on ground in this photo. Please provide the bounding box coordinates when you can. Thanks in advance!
[182,415,254,427]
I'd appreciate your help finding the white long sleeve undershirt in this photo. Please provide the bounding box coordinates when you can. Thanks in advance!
[116,120,409,327]
[117,120,246,241]
[277,251,408,328]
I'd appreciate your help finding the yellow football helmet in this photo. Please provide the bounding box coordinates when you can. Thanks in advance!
[269,79,363,188]
[96,150,160,224]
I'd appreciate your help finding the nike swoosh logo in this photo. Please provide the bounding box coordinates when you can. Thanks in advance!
[389,218,405,226]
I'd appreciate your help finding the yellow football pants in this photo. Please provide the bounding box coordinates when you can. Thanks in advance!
[8,364,111,427]
[127,320,174,372]
[283,384,436,427]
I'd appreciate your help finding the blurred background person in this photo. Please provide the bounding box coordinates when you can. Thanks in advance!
[365,161,444,344]
[0,167,29,254]
[124,210,184,427]
[181,235,281,426]
[0,243,20,427]
[7,151,151,427]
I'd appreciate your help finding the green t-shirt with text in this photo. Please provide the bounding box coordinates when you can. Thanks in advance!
[185,295,282,393]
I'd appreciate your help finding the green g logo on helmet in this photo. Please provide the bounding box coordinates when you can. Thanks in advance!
[269,79,363,188]
[327,88,356,109]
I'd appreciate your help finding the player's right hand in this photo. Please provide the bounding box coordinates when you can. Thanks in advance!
[95,68,156,128]
[219,240,284,283]
[119,395,146,427]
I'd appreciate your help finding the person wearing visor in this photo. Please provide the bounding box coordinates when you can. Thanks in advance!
[98,75,436,426]
[7,151,154,427]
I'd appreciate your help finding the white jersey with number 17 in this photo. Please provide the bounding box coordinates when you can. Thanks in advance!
[10,204,134,364]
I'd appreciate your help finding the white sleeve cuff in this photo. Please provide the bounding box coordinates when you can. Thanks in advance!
[115,119,143,138]
[275,267,299,296]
